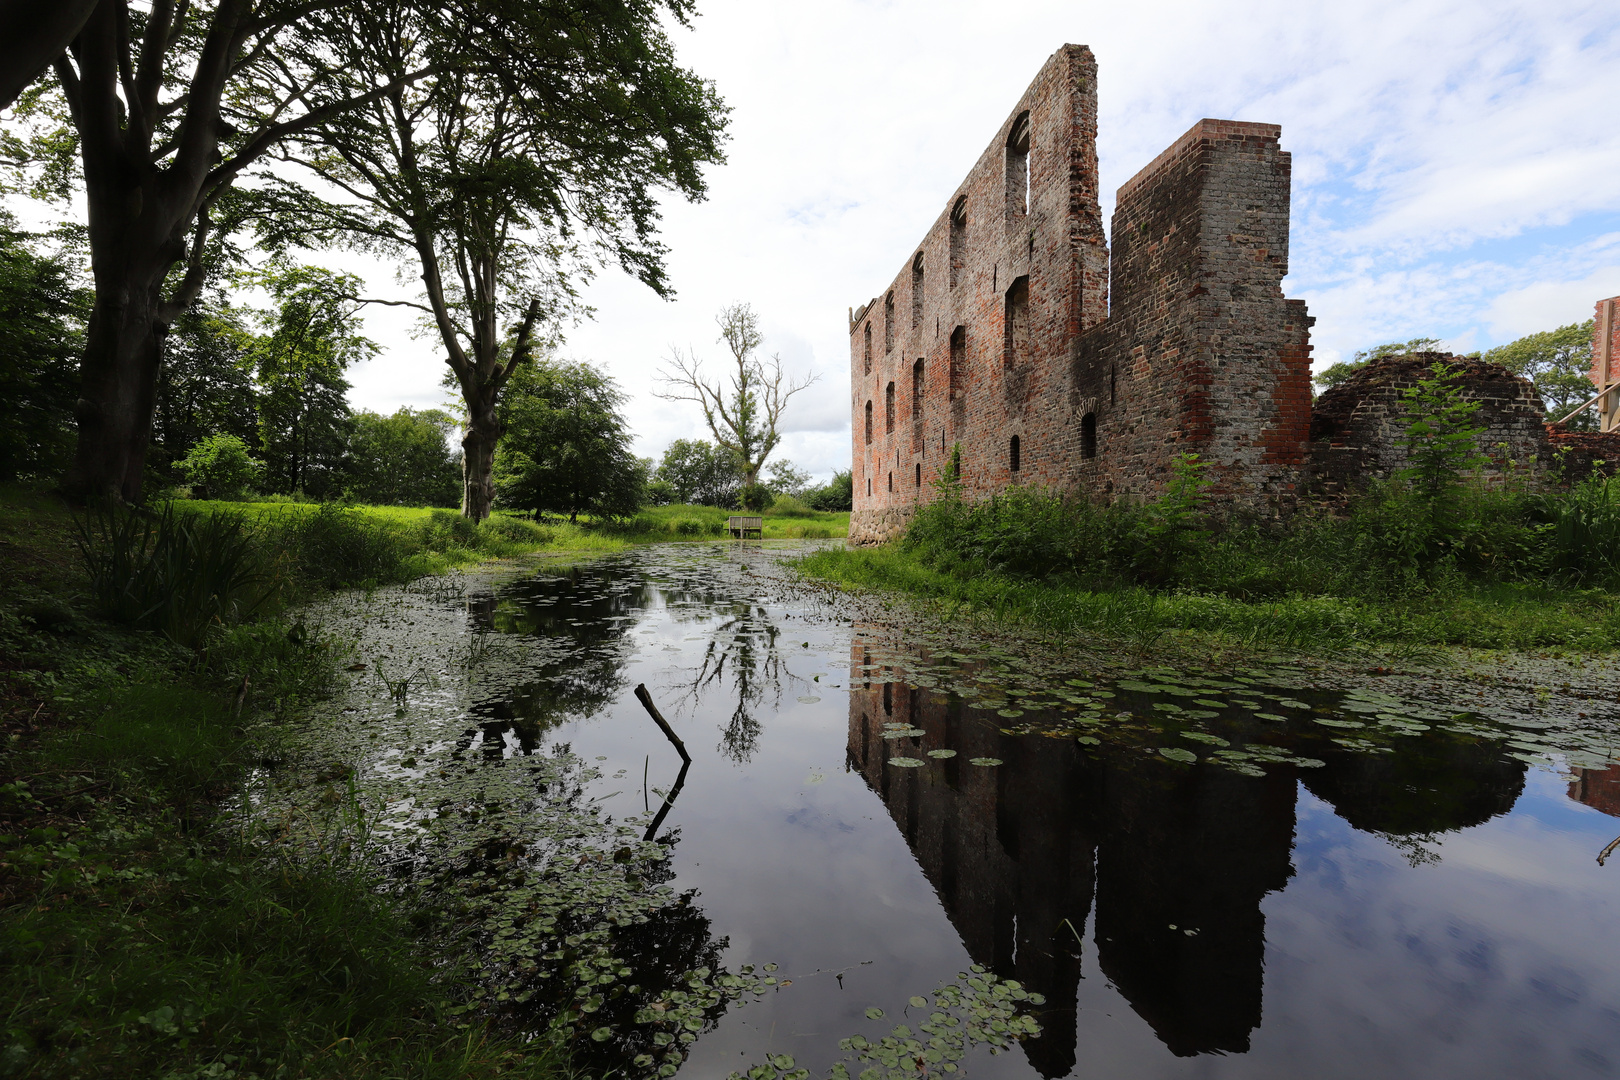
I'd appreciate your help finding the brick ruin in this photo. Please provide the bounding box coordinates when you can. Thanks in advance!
[847,45,1620,545]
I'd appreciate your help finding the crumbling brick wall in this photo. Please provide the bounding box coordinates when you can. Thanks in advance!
[1306,354,1551,495]
[1077,119,1313,505]
[847,48,1314,545]
[848,45,1107,545]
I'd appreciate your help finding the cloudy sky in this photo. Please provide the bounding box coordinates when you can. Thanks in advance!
[340,0,1620,482]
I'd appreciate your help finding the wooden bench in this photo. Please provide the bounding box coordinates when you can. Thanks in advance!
[725,515,763,539]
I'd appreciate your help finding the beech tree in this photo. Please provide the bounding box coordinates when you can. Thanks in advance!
[255,0,726,519]
[656,303,818,488]
[11,0,452,503]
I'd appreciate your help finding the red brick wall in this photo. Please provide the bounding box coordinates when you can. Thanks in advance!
[847,49,1312,544]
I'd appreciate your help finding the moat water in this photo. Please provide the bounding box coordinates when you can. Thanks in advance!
[265,542,1620,1080]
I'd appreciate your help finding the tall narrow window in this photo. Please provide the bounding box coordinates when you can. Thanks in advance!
[1006,111,1030,218]
[867,477,872,496]
[1009,435,1021,472]
[911,359,925,453]
[1003,276,1029,368]
[915,463,921,488]
[1110,364,1116,405]
[911,252,924,329]
[885,382,896,433]
[884,291,895,353]
[1081,413,1097,459]
[887,472,893,493]
[949,197,967,289]
[864,400,873,444]
[949,326,965,399]
[863,323,872,376]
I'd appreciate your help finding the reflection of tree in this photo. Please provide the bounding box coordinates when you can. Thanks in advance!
[670,601,802,764]
[459,563,652,753]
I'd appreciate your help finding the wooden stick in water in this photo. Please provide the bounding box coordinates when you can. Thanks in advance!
[1599,834,1620,867]
[634,684,691,764]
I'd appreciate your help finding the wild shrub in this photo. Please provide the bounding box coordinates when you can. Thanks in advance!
[76,503,277,648]
[768,493,816,517]
[276,504,409,589]
[1545,473,1620,585]
[178,432,262,499]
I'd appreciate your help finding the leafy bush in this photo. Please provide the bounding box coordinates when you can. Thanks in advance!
[739,483,771,512]
[806,470,853,512]
[179,433,262,500]
[477,514,553,546]
[276,504,409,589]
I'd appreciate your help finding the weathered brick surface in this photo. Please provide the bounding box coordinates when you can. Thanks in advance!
[848,47,1310,544]
[1306,354,1552,495]
[846,48,1612,545]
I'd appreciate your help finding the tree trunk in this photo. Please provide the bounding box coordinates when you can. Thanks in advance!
[62,238,179,503]
[460,386,499,522]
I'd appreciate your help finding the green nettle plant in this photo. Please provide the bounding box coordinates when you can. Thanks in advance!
[178,433,261,500]
[1397,362,1488,500]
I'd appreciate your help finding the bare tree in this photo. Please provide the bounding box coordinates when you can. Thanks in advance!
[655,303,818,488]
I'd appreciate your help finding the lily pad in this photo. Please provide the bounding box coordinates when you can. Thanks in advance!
[1158,747,1197,764]
[797,695,822,704]
[1180,731,1230,746]
[888,757,925,768]
[1314,718,1365,729]
[927,749,957,759]
[969,757,1003,767]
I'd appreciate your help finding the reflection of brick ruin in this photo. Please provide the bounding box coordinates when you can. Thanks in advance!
[844,641,1526,1067]
[847,45,1620,545]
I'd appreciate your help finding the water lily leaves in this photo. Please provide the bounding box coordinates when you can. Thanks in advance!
[1180,731,1230,746]
[1158,747,1197,764]
[865,1006,885,1020]
[796,696,821,704]
[997,708,1025,718]
[1315,718,1364,729]
[1254,712,1288,722]
[1193,699,1228,709]
[1277,699,1313,711]
[969,757,1003,767]
[888,757,925,767]
[881,728,926,739]
[909,996,929,1008]
[926,749,957,759]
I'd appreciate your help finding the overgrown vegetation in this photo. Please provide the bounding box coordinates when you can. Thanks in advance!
[0,490,571,1078]
[805,366,1620,652]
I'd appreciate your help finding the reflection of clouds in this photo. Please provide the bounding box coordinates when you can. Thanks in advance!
[1256,782,1620,1079]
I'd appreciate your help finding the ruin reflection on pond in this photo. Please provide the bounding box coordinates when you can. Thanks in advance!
[272,542,1620,1079]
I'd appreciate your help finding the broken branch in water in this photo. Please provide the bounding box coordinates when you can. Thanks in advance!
[643,758,690,843]
[634,683,691,764]
[1599,835,1620,866]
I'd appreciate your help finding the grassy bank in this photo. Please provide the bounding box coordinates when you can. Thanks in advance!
[799,475,1620,654]
[0,488,569,1078]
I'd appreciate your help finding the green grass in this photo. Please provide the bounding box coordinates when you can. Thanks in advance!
[0,486,571,1078]
[597,503,849,541]
[797,544,1620,654]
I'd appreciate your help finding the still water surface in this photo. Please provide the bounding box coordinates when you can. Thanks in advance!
[284,542,1620,1079]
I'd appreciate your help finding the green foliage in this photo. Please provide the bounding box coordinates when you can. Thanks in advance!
[806,470,854,512]
[1315,336,1444,391]
[496,359,644,521]
[738,482,771,512]
[246,264,374,498]
[1396,361,1488,500]
[75,504,276,649]
[151,295,260,483]
[1547,474,1620,584]
[764,459,813,497]
[347,407,462,507]
[1483,318,1598,428]
[654,438,742,507]
[177,433,262,500]
[275,504,412,590]
[769,493,815,517]
[0,216,89,484]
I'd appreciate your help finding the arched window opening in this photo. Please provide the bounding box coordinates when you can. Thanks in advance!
[863,323,872,376]
[949,326,966,399]
[1006,111,1030,217]
[949,197,967,289]
[885,382,896,434]
[883,682,892,715]
[864,400,873,444]
[1081,413,1097,459]
[1003,276,1029,369]
[867,477,872,496]
[911,252,924,329]
[884,291,895,353]
[915,462,921,488]
[887,471,893,493]
[1010,435,1021,472]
